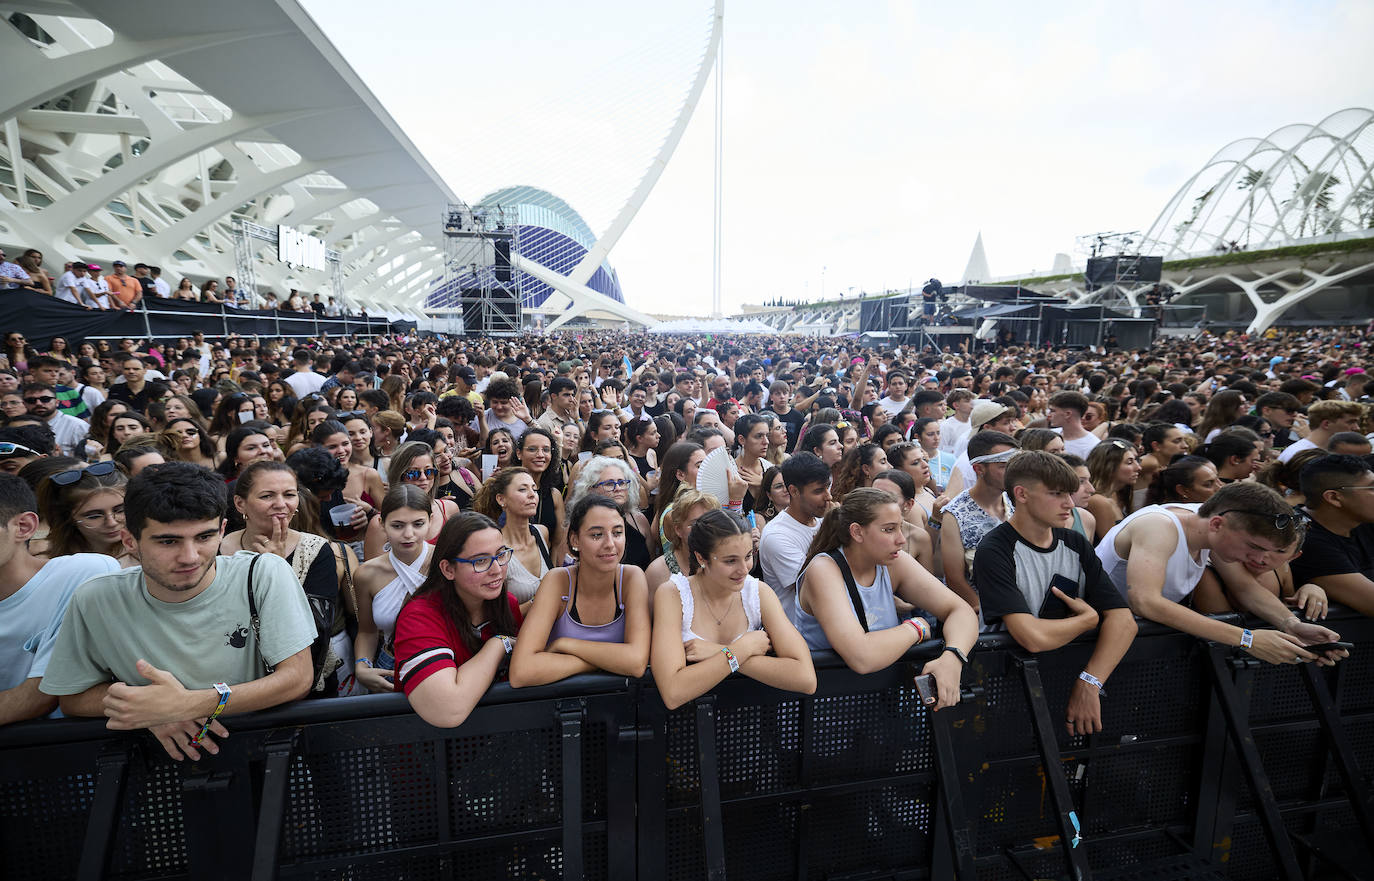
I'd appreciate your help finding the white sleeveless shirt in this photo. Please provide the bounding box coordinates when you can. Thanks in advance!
[1096,504,1208,603]
[669,573,762,643]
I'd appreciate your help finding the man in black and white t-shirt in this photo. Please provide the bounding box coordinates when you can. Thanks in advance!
[974,451,1137,735]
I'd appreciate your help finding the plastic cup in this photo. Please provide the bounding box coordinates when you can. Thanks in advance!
[330,503,357,526]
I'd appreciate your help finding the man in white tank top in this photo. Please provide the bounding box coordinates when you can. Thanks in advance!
[1096,483,1347,667]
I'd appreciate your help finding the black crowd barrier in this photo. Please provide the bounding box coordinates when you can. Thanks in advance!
[0,290,409,345]
[3,611,1372,881]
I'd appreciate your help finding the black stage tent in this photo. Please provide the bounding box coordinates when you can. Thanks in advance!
[0,290,406,345]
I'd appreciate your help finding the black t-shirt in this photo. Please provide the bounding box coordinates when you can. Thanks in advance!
[138,277,157,299]
[1291,519,1374,584]
[974,522,1129,627]
[107,382,151,414]
[771,406,805,450]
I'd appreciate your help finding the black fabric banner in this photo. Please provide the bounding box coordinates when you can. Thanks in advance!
[0,291,403,347]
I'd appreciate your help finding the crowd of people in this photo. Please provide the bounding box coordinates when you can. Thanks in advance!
[0,321,1368,761]
[0,249,344,314]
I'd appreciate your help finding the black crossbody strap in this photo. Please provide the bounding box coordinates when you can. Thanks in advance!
[530,523,553,570]
[245,553,275,674]
[827,549,869,633]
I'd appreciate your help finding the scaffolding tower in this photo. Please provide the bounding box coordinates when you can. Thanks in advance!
[429,203,522,337]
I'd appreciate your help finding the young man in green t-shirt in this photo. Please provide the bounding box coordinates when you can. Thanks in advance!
[40,463,315,760]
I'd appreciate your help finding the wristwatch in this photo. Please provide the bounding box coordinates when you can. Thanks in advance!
[942,645,969,665]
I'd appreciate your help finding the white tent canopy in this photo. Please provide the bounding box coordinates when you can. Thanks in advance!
[647,317,776,334]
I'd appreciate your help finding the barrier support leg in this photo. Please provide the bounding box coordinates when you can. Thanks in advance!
[1014,655,1093,881]
[1300,662,1374,842]
[695,696,728,881]
[1204,646,1304,881]
[930,683,980,881]
[250,727,301,881]
[76,740,132,881]
[558,700,586,881]
[636,693,668,881]
[1192,656,1246,865]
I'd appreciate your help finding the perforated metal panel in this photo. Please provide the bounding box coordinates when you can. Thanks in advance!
[282,742,439,860]
[110,760,188,877]
[0,770,96,881]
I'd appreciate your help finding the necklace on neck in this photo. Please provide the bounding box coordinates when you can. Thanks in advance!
[700,587,736,625]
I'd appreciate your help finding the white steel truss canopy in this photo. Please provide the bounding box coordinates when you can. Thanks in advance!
[1142,108,1374,260]
[0,0,457,316]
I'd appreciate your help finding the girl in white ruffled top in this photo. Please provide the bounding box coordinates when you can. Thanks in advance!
[351,485,433,692]
[650,508,816,710]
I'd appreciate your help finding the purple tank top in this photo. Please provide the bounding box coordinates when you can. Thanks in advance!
[547,564,626,645]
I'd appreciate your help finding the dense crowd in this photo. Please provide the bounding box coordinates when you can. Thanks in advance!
[0,322,1368,760]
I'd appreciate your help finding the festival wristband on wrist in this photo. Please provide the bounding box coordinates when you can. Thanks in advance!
[498,635,515,654]
[721,646,740,673]
[1239,629,1254,650]
[190,682,231,746]
[905,617,931,643]
[356,657,374,668]
[1078,670,1106,696]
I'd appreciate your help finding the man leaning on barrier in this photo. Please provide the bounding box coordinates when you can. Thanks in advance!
[973,452,1137,735]
[38,462,316,760]
[1288,453,1374,617]
[1096,482,1347,666]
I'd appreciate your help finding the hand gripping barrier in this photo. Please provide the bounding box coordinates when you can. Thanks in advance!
[2,612,1371,880]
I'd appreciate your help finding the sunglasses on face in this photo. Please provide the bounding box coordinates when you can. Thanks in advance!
[23,395,56,405]
[172,427,200,437]
[50,460,117,486]
[403,467,438,481]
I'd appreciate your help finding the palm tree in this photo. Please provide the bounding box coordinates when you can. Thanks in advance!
[1235,168,1265,248]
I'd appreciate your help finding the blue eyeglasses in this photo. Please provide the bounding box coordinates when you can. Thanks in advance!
[453,547,514,573]
[595,478,631,490]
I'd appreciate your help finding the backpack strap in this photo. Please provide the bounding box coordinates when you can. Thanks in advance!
[826,549,869,633]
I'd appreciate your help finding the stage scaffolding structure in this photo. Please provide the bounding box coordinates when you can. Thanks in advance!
[429,203,522,337]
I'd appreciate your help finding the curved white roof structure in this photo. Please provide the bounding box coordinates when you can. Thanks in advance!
[0,0,457,315]
[1142,108,1374,259]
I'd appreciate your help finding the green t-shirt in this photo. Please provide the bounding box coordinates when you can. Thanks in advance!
[40,552,316,695]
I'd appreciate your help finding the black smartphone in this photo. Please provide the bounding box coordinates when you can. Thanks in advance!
[915,673,938,706]
[1302,642,1354,653]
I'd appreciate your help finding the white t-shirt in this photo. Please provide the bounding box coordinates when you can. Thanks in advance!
[1277,437,1319,463]
[285,370,326,398]
[758,511,821,611]
[877,395,910,418]
[939,415,972,456]
[1062,432,1101,459]
[55,271,83,304]
[0,554,120,696]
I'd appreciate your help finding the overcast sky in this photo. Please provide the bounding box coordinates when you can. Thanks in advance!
[300,0,1374,316]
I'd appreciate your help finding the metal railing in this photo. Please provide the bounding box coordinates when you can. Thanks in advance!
[2,612,1371,881]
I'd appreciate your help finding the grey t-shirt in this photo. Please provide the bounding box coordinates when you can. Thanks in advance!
[40,552,316,695]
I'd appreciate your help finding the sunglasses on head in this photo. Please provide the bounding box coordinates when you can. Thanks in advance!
[0,441,39,458]
[49,461,117,486]
[1218,509,1304,531]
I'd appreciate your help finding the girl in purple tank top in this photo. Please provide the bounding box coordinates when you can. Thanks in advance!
[509,496,651,687]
